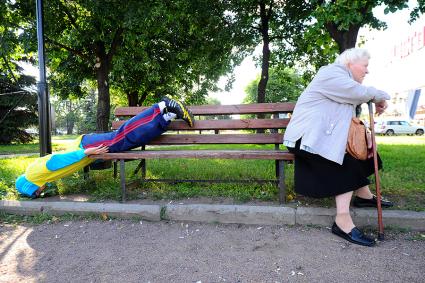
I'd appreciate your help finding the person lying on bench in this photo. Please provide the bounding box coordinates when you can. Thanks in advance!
[15,97,194,198]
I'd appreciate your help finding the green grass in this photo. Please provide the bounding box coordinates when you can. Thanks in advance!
[0,211,109,225]
[0,135,79,154]
[0,136,424,210]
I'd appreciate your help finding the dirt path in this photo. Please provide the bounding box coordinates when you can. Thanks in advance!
[1,220,424,283]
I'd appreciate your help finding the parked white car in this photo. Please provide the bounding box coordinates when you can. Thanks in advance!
[374,120,425,135]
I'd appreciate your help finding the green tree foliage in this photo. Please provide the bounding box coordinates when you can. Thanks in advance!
[41,0,135,132]
[243,67,306,104]
[0,1,38,144]
[409,0,425,22]
[51,91,98,135]
[112,1,250,107]
[227,0,312,104]
[74,91,98,134]
[281,0,424,82]
[7,0,424,139]
[13,0,250,132]
[312,0,410,53]
[0,70,38,144]
[52,100,78,135]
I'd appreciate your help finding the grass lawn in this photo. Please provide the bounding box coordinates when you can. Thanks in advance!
[0,135,424,211]
[0,135,79,154]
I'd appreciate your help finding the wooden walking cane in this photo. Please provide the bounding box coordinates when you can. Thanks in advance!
[368,101,385,240]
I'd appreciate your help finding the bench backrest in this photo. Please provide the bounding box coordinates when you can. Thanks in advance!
[112,103,295,145]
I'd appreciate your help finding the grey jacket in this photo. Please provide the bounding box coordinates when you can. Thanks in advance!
[283,63,390,164]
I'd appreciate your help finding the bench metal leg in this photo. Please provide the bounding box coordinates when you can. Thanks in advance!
[275,160,279,178]
[120,159,126,202]
[83,166,89,180]
[113,160,117,179]
[133,145,146,178]
[277,160,286,204]
[133,159,146,177]
[141,159,146,179]
[274,143,280,178]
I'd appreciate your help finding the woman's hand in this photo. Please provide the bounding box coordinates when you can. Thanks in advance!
[84,145,109,155]
[375,100,388,116]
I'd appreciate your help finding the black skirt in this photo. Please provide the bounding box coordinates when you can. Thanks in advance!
[288,140,382,198]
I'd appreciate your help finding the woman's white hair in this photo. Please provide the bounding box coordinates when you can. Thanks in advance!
[334,48,370,65]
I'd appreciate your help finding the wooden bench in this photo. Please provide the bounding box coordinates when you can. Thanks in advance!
[90,102,295,203]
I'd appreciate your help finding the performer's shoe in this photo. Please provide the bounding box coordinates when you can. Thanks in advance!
[352,195,394,208]
[331,222,376,247]
[162,96,194,127]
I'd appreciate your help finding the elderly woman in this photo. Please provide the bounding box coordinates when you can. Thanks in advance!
[283,48,393,247]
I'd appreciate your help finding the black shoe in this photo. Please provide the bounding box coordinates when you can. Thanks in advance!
[331,222,376,247]
[162,96,194,127]
[352,195,394,208]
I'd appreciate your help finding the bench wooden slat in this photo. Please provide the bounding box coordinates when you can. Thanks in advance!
[91,102,295,204]
[112,118,290,130]
[147,133,283,144]
[115,102,295,116]
[90,150,294,160]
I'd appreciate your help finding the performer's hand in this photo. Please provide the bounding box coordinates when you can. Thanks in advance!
[375,100,388,116]
[84,145,109,155]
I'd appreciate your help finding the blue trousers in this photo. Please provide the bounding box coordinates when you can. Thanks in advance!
[81,104,169,153]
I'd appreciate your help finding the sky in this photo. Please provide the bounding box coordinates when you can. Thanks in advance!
[208,48,260,105]
[361,2,425,94]
[210,1,425,105]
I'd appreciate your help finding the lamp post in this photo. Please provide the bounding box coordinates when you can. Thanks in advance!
[36,0,52,156]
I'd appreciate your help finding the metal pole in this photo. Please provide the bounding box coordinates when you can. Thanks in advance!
[36,0,52,156]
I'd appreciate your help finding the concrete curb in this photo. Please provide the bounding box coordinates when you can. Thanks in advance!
[353,208,425,231]
[165,204,296,225]
[0,200,161,221]
[1,200,424,231]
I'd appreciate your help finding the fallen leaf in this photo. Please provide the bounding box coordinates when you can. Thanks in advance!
[101,213,108,221]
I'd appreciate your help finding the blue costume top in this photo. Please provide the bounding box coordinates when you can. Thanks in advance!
[16,105,169,197]
[15,136,93,197]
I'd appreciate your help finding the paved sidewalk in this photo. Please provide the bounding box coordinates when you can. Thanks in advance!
[1,219,424,282]
[1,199,424,282]
[1,199,424,231]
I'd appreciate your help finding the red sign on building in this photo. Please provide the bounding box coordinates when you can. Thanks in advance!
[393,26,425,59]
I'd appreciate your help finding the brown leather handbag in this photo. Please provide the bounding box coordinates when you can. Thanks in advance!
[346,117,372,160]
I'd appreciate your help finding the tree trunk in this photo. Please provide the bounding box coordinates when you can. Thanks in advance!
[256,0,271,133]
[257,0,270,105]
[94,41,111,132]
[66,101,73,134]
[93,29,123,132]
[325,23,360,53]
[127,91,139,106]
[66,122,74,135]
[138,92,149,106]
